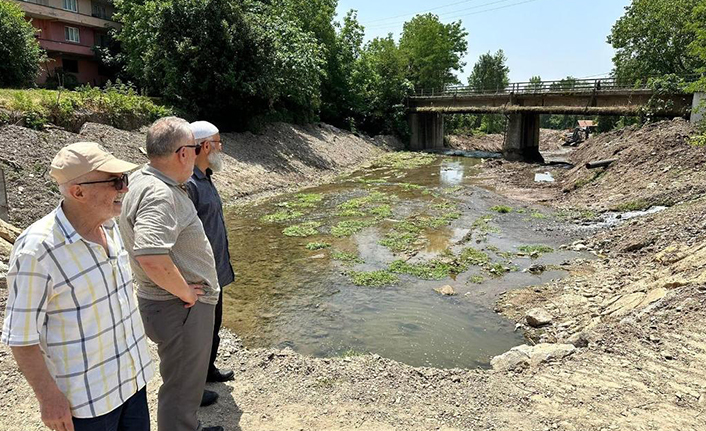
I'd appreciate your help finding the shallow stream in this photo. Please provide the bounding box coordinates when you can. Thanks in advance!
[222,154,585,369]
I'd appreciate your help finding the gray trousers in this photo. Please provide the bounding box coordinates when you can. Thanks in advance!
[138,298,215,431]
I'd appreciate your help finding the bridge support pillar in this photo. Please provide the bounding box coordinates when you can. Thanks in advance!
[409,112,444,150]
[504,113,544,163]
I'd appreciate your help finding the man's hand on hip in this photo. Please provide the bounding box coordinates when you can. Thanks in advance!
[181,284,206,308]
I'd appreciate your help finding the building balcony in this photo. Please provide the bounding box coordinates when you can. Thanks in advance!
[39,38,95,57]
[12,0,119,29]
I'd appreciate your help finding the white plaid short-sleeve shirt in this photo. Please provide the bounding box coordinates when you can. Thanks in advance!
[1,205,154,418]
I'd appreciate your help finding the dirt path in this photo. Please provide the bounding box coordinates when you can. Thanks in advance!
[2,120,706,430]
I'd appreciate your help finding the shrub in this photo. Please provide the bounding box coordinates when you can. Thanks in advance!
[0,0,45,87]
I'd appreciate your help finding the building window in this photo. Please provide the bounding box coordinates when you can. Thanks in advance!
[62,59,79,74]
[92,2,108,19]
[63,0,78,12]
[64,26,80,43]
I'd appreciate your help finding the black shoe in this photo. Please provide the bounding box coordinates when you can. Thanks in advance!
[207,368,235,383]
[200,389,219,407]
[203,427,224,431]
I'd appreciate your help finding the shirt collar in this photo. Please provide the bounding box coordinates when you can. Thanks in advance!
[193,166,213,180]
[54,202,116,246]
[143,164,180,187]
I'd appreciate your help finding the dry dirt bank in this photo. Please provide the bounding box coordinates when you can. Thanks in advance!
[2,120,706,430]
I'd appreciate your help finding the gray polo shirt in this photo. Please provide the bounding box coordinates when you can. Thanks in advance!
[119,165,220,305]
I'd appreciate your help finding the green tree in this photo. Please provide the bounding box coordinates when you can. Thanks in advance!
[466,50,510,134]
[608,0,704,84]
[399,13,468,92]
[353,35,412,136]
[114,0,324,127]
[468,50,510,93]
[528,75,544,92]
[0,0,45,87]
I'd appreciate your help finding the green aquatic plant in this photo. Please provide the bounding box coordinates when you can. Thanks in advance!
[379,230,421,253]
[306,242,331,250]
[282,221,321,237]
[331,250,364,264]
[388,259,460,280]
[373,152,437,170]
[260,210,304,223]
[368,204,393,218]
[490,205,513,214]
[349,270,399,287]
[518,245,554,256]
[290,193,324,208]
[487,262,513,277]
[331,219,375,237]
[459,247,490,265]
[397,182,423,190]
[337,191,390,211]
[469,275,484,284]
[472,215,500,234]
[335,209,366,217]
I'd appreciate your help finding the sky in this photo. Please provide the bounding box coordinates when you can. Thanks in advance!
[335,0,632,83]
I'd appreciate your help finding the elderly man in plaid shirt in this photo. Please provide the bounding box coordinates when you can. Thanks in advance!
[1,142,154,431]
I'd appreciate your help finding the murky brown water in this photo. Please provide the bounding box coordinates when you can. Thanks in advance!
[222,155,582,369]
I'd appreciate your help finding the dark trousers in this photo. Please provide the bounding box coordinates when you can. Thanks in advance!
[208,289,224,376]
[73,387,149,431]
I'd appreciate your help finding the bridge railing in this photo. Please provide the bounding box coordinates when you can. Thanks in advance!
[413,77,644,97]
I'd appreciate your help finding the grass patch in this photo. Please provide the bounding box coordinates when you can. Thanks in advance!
[331,219,375,237]
[368,205,392,218]
[469,275,484,284]
[337,191,389,211]
[349,270,399,287]
[459,247,490,265]
[335,209,366,217]
[490,205,513,214]
[260,210,304,223]
[472,215,500,234]
[388,259,463,280]
[487,262,513,277]
[0,85,172,130]
[613,199,650,212]
[397,183,423,190]
[518,245,554,257]
[331,250,364,264]
[305,242,331,250]
[282,222,321,237]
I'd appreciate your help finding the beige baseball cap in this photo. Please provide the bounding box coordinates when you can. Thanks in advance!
[50,142,139,185]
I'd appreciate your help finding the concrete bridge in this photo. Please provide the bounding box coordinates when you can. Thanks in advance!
[407,77,698,162]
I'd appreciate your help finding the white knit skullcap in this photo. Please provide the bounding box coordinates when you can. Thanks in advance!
[189,121,219,140]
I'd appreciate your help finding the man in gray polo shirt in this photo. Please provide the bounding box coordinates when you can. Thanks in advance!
[120,116,223,431]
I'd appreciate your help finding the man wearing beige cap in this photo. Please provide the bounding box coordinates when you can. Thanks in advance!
[119,117,223,431]
[1,142,154,431]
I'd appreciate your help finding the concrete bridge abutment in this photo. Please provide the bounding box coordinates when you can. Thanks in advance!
[409,112,444,151]
[503,113,544,163]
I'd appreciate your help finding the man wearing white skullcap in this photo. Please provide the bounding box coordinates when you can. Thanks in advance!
[186,121,236,407]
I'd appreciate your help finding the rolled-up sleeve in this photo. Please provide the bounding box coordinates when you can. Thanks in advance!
[132,196,180,256]
[1,251,52,346]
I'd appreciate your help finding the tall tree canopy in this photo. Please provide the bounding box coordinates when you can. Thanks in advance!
[0,0,45,87]
[608,0,704,83]
[114,0,325,128]
[468,50,510,92]
[399,14,468,91]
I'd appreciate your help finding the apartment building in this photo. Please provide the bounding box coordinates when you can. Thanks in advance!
[12,0,119,86]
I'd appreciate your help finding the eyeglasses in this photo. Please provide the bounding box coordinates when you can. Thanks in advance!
[175,144,202,155]
[77,174,129,191]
